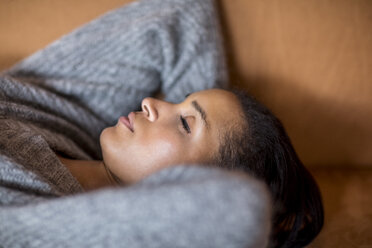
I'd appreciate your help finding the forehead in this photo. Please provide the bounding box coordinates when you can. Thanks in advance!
[188,89,244,132]
[181,89,245,162]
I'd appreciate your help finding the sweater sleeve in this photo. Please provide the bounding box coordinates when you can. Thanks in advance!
[2,0,228,129]
[0,165,271,248]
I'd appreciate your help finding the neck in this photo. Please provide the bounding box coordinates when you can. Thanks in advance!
[57,155,121,191]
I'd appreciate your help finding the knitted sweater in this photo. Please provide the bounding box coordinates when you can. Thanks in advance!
[0,0,272,247]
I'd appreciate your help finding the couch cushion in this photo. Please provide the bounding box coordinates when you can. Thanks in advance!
[309,167,372,247]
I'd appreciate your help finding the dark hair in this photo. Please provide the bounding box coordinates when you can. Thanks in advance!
[212,88,324,248]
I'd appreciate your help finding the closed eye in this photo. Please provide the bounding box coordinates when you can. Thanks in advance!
[180,116,191,133]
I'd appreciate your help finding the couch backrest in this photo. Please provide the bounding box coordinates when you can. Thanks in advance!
[0,0,371,167]
[217,0,372,167]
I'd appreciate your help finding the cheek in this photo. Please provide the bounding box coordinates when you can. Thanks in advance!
[101,125,186,183]
[134,131,183,168]
[122,134,183,183]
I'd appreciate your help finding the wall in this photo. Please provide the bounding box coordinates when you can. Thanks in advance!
[218,0,372,167]
[1,0,371,167]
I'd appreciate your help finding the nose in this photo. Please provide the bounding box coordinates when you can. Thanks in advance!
[141,97,158,122]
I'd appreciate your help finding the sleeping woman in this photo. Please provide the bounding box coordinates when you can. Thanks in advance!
[0,0,323,247]
[57,87,324,248]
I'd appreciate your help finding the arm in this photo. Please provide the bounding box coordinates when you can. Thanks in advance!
[2,0,228,129]
[0,165,271,248]
[0,0,228,161]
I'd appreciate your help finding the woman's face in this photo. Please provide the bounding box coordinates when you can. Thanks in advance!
[100,88,243,184]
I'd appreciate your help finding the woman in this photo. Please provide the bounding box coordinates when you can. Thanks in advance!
[57,88,245,188]
[58,87,324,248]
[0,0,322,246]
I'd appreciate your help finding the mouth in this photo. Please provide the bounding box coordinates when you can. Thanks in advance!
[119,112,134,132]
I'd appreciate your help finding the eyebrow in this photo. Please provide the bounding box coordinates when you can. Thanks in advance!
[191,100,209,129]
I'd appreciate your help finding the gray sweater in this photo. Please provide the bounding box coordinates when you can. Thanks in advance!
[0,0,272,247]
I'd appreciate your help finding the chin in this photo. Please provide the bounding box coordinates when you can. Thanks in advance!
[100,125,115,143]
[99,128,113,157]
[99,128,107,146]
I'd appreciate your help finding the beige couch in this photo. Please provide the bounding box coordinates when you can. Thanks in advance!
[1,0,371,247]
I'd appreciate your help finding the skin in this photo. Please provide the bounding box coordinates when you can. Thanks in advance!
[58,88,244,190]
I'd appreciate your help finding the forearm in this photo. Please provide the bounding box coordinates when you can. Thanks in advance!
[0,165,271,248]
[2,0,227,128]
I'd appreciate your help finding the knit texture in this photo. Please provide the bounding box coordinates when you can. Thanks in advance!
[0,0,271,247]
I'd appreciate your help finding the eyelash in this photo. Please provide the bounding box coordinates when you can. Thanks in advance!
[180,116,191,133]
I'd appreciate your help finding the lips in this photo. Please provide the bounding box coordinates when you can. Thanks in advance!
[119,112,134,132]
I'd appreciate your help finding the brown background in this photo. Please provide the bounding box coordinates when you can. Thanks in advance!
[1,0,371,168]
[219,0,372,168]
[1,0,372,247]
